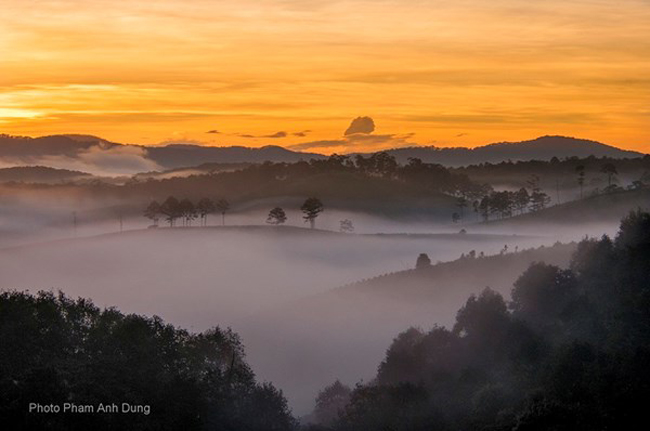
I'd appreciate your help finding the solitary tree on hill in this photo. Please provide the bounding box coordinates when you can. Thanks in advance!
[267,207,287,225]
[340,219,354,233]
[456,196,468,219]
[575,165,586,199]
[416,253,432,269]
[601,163,618,189]
[301,197,324,229]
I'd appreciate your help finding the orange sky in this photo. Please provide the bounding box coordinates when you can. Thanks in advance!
[1,0,649,153]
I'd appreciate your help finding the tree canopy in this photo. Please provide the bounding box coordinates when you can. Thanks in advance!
[0,291,296,431]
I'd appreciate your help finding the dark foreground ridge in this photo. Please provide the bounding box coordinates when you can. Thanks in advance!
[0,291,296,431]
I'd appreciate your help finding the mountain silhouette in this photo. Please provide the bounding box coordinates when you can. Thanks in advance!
[0,134,643,171]
[370,135,643,166]
[145,144,324,168]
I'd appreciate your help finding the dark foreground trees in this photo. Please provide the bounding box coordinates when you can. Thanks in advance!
[309,210,650,430]
[0,291,296,431]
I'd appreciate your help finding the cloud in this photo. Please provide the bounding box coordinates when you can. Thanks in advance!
[287,140,346,151]
[262,131,287,138]
[234,131,291,139]
[287,118,415,152]
[344,117,375,135]
[206,130,221,134]
[293,130,311,137]
[288,134,416,153]
[158,139,210,146]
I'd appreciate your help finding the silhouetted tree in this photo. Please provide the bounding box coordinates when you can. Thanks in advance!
[144,200,161,227]
[160,196,181,227]
[514,188,530,215]
[266,207,287,225]
[415,253,431,269]
[179,198,197,226]
[196,198,216,226]
[530,190,551,212]
[216,199,230,226]
[456,196,468,219]
[313,380,352,426]
[601,163,618,189]
[479,196,490,221]
[575,164,586,199]
[301,197,324,229]
[339,219,354,233]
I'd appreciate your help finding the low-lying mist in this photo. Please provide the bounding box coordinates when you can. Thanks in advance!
[0,212,608,415]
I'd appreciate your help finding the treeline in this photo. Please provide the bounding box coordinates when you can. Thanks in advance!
[456,161,646,222]
[144,197,231,227]
[455,155,650,197]
[466,175,551,222]
[144,196,327,229]
[0,291,296,431]
[307,210,650,430]
[122,152,486,204]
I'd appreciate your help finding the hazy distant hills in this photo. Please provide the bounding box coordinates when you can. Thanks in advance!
[376,135,644,167]
[145,144,324,169]
[0,134,117,157]
[0,134,644,174]
[0,166,91,184]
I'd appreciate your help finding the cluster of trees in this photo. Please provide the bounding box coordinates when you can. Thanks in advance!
[145,197,327,229]
[145,197,230,227]
[284,152,482,196]
[455,175,551,222]
[0,291,296,430]
[308,210,650,430]
[265,198,326,229]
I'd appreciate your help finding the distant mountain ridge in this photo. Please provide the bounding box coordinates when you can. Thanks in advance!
[372,136,644,167]
[145,144,324,168]
[0,166,91,184]
[0,134,644,173]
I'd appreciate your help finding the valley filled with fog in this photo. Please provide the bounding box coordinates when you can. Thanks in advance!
[0,212,617,413]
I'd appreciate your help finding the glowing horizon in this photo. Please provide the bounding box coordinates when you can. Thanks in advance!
[2,0,649,154]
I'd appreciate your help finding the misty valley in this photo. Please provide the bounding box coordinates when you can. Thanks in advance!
[1,135,650,430]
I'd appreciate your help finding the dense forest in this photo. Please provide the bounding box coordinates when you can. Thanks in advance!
[0,291,296,430]
[3,153,648,228]
[306,210,650,430]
